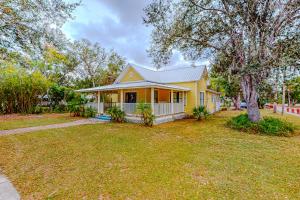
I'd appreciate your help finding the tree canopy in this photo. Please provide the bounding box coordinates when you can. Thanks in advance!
[144,0,300,121]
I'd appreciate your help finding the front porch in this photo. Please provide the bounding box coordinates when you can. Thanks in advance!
[77,81,191,123]
[87,88,187,117]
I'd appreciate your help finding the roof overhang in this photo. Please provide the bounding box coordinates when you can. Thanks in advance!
[76,81,191,93]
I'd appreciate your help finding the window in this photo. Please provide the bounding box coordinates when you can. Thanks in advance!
[200,92,205,106]
[173,92,183,103]
[125,92,137,103]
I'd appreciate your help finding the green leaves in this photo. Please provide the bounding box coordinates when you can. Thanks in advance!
[193,106,209,121]
[0,65,50,113]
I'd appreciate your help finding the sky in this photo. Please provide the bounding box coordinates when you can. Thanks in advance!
[63,0,209,69]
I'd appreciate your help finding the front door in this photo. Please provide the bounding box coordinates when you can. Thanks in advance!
[125,92,137,103]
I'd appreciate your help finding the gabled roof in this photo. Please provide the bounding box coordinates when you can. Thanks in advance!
[76,81,191,92]
[115,64,206,84]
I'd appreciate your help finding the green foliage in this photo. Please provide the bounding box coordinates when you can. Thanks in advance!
[107,106,125,123]
[84,107,97,118]
[0,0,79,54]
[287,76,300,105]
[227,114,295,136]
[227,114,254,131]
[33,105,43,114]
[137,103,155,126]
[257,117,295,136]
[53,105,67,113]
[0,65,50,114]
[193,106,209,121]
[67,94,88,117]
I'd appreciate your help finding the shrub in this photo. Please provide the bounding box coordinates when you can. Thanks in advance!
[227,114,295,136]
[137,103,155,126]
[53,105,67,113]
[227,114,254,131]
[107,106,125,122]
[193,106,209,120]
[33,105,43,114]
[84,106,97,118]
[41,106,50,113]
[258,117,295,136]
[67,94,87,117]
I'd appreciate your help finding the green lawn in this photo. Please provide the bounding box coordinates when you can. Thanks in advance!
[0,113,79,130]
[0,110,299,199]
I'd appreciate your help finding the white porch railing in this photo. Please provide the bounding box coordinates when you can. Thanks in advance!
[87,102,185,116]
[85,102,98,110]
[154,103,172,116]
[85,102,104,113]
[123,103,138,114]
[173,103,184,114]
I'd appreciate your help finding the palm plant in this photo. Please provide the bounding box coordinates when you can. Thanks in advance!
[193,106,209,120]
[137,102,155,126]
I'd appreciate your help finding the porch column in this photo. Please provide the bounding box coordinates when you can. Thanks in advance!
[151,87,155,115]
[120,89,124,111]
[97,91,101,114]
[182,91,185,112]
[171,90,174,114]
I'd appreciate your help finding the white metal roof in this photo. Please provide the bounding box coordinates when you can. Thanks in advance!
[76,81,191,93]
[115,64,206,84]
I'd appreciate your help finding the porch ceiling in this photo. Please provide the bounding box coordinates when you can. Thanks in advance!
[76,81,191,93]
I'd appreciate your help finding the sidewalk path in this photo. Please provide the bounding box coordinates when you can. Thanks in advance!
[0,119,104,136]
[0,175,20,200]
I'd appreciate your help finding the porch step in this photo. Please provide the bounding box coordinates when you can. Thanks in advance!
[96,114,112,121]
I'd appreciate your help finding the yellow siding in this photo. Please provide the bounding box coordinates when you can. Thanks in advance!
[206,92,215,113]
[119,67,144,83]
[169,81,197,114]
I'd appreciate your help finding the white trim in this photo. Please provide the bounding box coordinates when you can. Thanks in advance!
[97,91,101,113]
[195,82,198,107]
[171,90,174,114]
[76,81,191,93]
[151,88,155,114]
[120,89,124,111]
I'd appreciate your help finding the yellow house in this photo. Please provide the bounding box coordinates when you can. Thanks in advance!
[77,65,221,124]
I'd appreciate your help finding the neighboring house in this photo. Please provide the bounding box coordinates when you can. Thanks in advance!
[77,65,221,124]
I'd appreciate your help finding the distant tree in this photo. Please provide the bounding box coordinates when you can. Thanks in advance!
[40,46,78,86]
[72,39,107,87]
[286,77,300,105]
[144,0,300,122]
[0,0,79,55]
[211,52,241,110]
[100,51,127,85]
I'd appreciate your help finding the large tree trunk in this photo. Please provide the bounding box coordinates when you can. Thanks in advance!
[241,75,261,122]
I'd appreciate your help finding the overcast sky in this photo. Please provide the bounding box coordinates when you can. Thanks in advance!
[63,0,209,69]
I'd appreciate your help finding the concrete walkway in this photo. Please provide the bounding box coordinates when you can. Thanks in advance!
[0,175,20,200]
[0,119,104,136]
